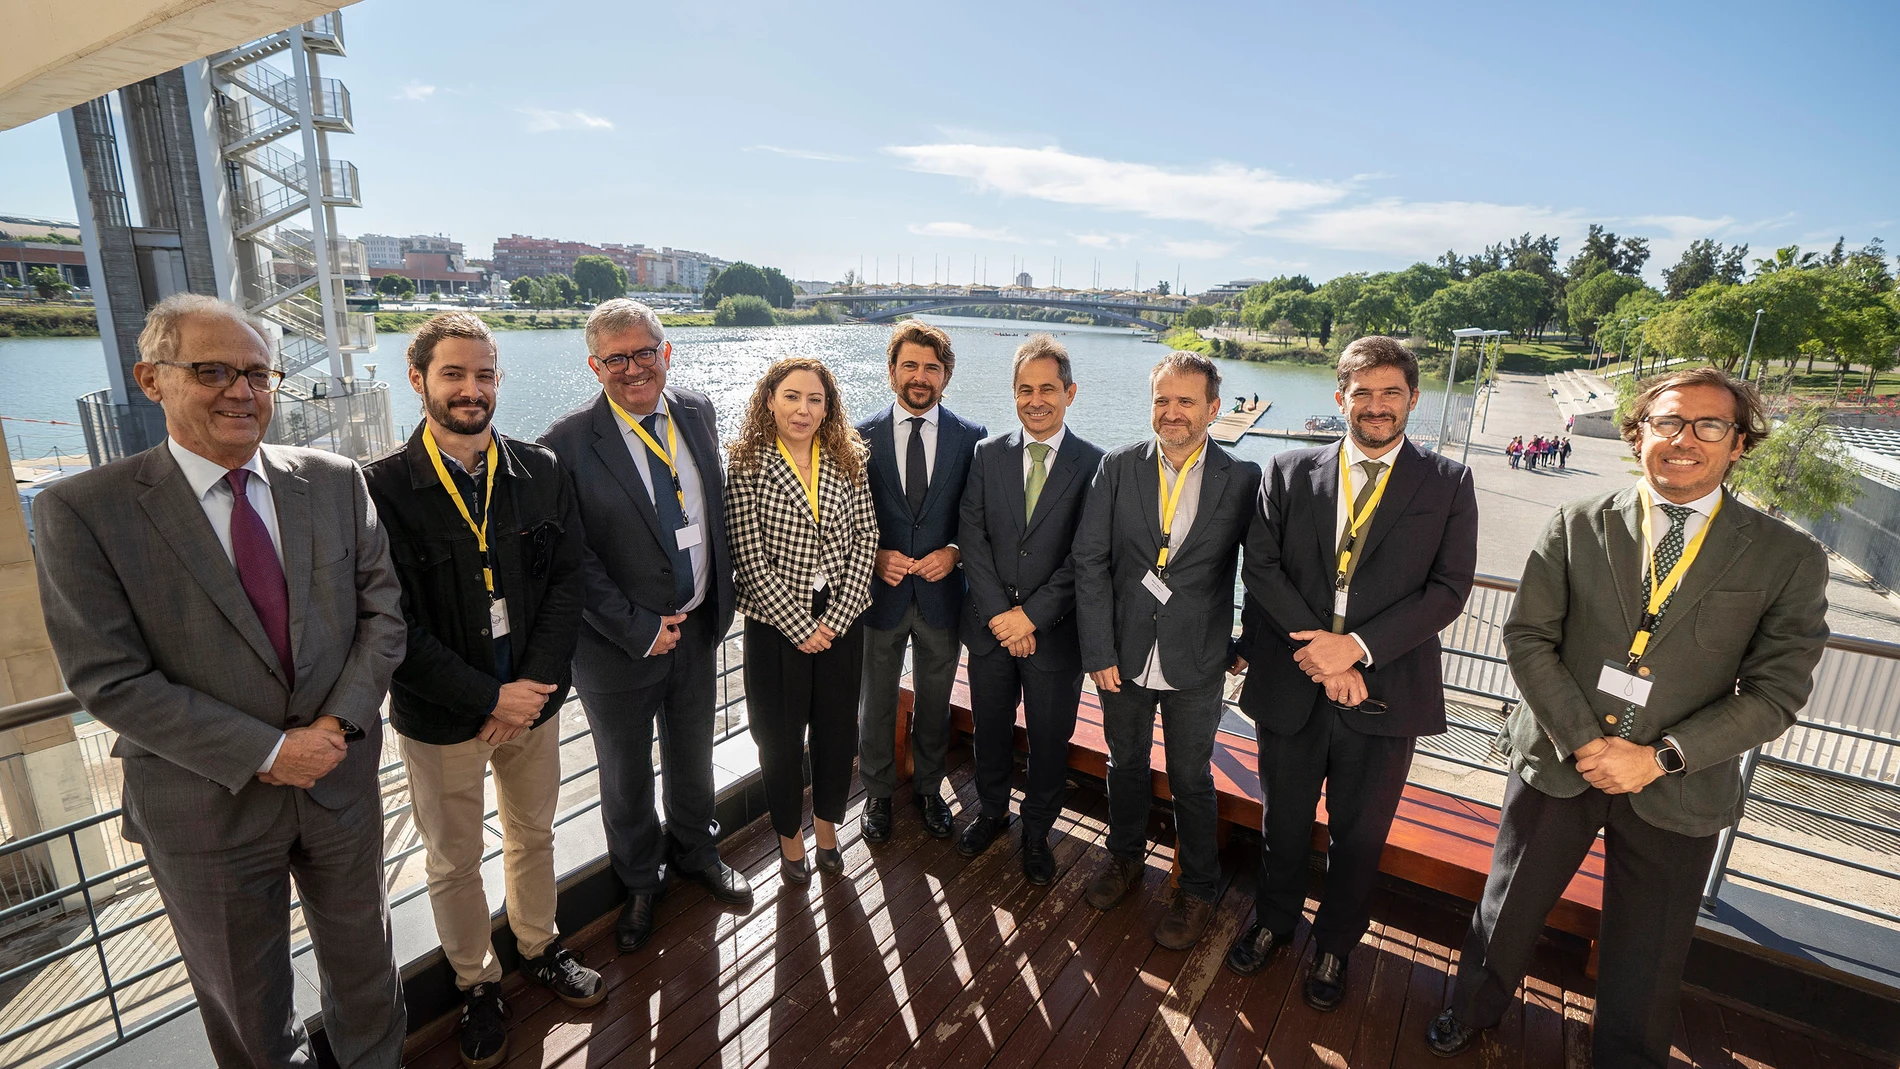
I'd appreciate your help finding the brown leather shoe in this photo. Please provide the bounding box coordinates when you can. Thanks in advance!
[1084,854,1145,910]
[1154,891,1214,950]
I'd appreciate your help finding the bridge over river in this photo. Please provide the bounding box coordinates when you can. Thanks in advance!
[793,290,1190,331]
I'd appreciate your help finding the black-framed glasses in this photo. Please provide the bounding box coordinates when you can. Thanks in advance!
[595,347,663,374]
[156,360,285,393]
[1642,415,1737,443]
[1329,698,1388,714]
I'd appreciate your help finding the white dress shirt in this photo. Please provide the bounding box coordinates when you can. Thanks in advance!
[1021,423,1067,486]
[1637,479,1721,765]
[1135,441,1206,691]
[168,439,288,773]
[893,402,940,494]
[1332,435,1404,667]
[618,391,712,615]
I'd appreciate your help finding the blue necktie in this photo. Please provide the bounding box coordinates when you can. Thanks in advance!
[642,413,695,610]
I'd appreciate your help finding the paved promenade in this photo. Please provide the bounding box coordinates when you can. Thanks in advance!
[1463,371,1900,642]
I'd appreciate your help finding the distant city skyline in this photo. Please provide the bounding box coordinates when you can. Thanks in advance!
[1,0,1894,292]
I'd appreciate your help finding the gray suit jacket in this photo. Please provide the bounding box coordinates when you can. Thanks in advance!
[1502,484,1830,837]
[33,443,405,854]
[1074,438,1262,691]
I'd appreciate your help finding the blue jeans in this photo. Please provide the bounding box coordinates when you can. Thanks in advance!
[1100,677,1225,902]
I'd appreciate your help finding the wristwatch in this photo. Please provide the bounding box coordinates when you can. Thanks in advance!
[1652,738,1686,775]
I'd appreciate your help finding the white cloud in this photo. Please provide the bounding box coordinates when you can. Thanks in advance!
[907,221,1022,242]
[396,82,436,102]
[886,143,1343,231]
[1158,239,1235,260]
[1274,199,1588,257]
[517,107,614,133]
[746,145,857,163]
[1069,231,1133,249]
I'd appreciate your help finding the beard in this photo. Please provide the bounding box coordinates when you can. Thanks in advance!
[1349,409,1406,449]
[901,381,940,410]
[426,391,492,435]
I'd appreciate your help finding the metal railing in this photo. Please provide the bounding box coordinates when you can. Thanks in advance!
[0,623,751,1069]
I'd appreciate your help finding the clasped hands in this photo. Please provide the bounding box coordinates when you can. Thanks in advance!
[989,606,1037,658]
[1572,736,1663,794]
[876,546,959,586]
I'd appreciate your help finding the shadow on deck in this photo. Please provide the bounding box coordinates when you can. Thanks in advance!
[402,750,1886,1069]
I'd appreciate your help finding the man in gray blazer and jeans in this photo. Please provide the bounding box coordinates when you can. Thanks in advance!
[33,294,407,1067]
[1074,351,1261,951]
[1428,367,1829,1066]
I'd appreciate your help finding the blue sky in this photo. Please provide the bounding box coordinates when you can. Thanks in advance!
[2,0,1895,292]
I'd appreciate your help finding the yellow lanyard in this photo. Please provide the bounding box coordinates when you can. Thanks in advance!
[421,425,499,594]
[1627,484,1722,665]
[1155,441,1205,570]
[606,394,686,511]
[775,437,822,524]
[1335,447,1393,588]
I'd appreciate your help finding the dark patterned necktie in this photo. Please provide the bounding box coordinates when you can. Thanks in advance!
[642,413,695,610]
[1620,503,1695,738]
[906,416,928,515]
[225,469,293,686]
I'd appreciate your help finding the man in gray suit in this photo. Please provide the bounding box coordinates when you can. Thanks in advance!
[33,294,407,1067]
[1074,351,1261,950]
[1428,368,1829,1066]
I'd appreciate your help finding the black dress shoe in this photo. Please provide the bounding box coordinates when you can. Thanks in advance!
[1224,922,1290,977]
[1021,831,1055,885]
[615,892,656,953]
[1426,1009,1481,1057]
[861,797,894,843]
[814,845,844,874]
[685,859,754,907]
[780,853,811,885]
[1303,951,1349,1012]
[917,793,954,839]
[957,813,1011,857]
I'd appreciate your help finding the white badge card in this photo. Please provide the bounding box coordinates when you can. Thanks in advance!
[1595,661,1653,707]
[1142,570,1173,605]
[1333,589,1349,618]
[489,597,510,638]
[811,570,828,592]
[676,523,704,551]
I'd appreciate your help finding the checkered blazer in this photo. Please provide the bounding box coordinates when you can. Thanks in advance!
[726,446,878,642]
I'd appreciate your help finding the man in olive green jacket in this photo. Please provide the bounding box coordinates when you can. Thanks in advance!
[1428,368,1829,1068]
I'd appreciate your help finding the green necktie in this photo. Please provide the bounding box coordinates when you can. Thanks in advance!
[1332,460,1387,633]
[1025,442,1051,519]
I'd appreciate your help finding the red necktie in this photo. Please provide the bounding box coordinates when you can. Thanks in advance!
[225,469,294,686]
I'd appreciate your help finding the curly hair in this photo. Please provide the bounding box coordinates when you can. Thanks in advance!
[727,356,866,483]
[1619,366,1772,455]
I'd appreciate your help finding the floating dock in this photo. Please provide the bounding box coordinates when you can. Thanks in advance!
[1244,427,1344,442]
[1209,402,1271,444]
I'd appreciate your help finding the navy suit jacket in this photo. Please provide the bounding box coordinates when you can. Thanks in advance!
[857,403,986,632]
[539,388,736,693]
[958,427,1105,673]
[1237,437,1478,738]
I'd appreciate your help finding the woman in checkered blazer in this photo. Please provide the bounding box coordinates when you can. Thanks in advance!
[726,356,878,883]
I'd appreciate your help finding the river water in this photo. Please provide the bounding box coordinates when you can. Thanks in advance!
[1,315,1371,468]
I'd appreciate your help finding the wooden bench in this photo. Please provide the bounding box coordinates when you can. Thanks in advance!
[897,666,1606,943]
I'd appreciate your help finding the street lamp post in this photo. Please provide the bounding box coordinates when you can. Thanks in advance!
[1740,307,1765,381]
[1632,316,1650,378]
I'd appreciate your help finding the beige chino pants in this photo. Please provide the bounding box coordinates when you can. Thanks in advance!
[399,717,562,989]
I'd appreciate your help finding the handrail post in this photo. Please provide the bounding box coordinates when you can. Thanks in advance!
[68,828,127,1041]
[1702,745,1762,911]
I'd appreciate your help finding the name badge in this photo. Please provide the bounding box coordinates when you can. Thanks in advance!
[812,570,828,592]
[1142,570,1173,605]
[1595,660,1653,707]
[490,597,510,638]
[676,523,703,551]
[1333,589,1349,618]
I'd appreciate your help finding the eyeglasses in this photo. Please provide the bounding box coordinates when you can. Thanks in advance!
[156,360,285,393]
[1642,415,1738,443]
[595,347,663,374]
[1329,698,1388,714]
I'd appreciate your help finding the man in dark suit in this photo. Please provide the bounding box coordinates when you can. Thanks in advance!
[956,335,1105,883]
[857,320,987,842]
[539,299,751,955]
[1428,368,1829,1067]
[34,295,406,1067]
[1074,350,1262,950]
[1227,337,1478,1012]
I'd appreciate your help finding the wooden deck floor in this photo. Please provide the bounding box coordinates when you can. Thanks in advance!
[406,752,1886,1068]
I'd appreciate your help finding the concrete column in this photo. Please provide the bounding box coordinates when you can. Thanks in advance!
[0,419,115,907]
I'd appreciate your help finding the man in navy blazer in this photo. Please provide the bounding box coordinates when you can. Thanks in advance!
[538,300,751,956]
[857,320,987,842]
[1230,337,1478,1012]
[956,335,1105,883]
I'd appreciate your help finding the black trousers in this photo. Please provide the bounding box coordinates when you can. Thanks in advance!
[575,602,721,896]
[1450,773,1720,1069]
[1254,706,1415,957]
[967,644,1084,836]
[744,614,865,840]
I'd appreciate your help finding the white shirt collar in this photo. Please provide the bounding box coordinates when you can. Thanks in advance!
[1024,424,1067,455]
[1642,479,1723,518]
[897,402,940,426]
[1343,434,1406,469]
[1157,437,1208,474]
[168,438,268,501]
[618,391,674,430]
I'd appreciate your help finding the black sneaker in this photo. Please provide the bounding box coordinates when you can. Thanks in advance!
[458,982,509,1069]
[524,943,605,1007]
